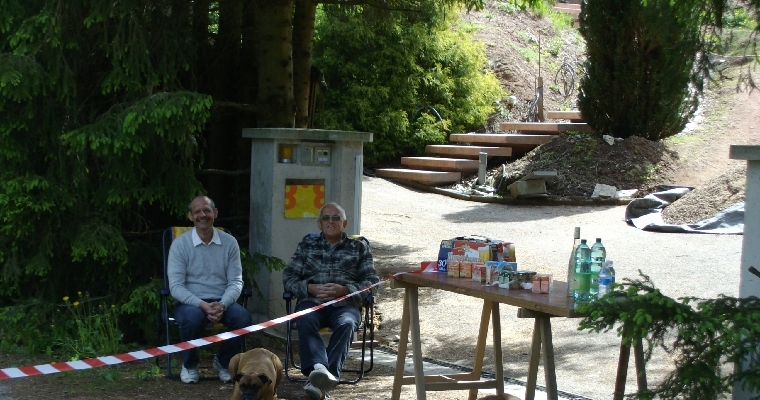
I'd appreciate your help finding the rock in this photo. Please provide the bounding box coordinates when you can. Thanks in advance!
[591,183,617,199]
[615,189,639,200]
[602,135,615,145]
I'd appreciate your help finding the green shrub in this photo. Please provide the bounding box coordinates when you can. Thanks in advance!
[313,5,504,164]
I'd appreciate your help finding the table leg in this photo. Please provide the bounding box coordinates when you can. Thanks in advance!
[539,317,558,400]
[614,343,631,400]
[391,288,412,400]
[469,301,493,400]
[492,302,505,396]
[408,286,427,400]
[525,318,542,400]
[633,339,648,393]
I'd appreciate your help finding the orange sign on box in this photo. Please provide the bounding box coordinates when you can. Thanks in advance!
[284,179,325,219]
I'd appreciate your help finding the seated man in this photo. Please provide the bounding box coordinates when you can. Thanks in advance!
[167,195,253,383]
[283,202,379,400]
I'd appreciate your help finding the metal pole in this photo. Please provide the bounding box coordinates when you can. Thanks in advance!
[478,152,487,185]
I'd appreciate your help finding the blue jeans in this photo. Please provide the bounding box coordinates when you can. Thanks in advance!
[173,302,252,369]
[295,301,361,379]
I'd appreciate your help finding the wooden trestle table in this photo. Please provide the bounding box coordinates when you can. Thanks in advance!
[390,271,584,400]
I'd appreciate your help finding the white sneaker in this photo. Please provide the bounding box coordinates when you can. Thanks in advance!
[308,364,338,391]
[180,366,199,383]
[212,355,232,383]
[304,381,329,400]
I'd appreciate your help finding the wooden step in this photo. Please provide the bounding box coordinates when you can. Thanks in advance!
[554,4,580,13]
[400,157,479,173]
[498,122,593,133]
[425,145,512,159]
[545,110,583,121]
[449,133,553,146]
[374,168,462,186]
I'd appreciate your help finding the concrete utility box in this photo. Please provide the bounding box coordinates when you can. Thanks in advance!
[241,128,373,327]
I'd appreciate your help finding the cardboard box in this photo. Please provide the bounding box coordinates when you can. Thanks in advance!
[438,237,514,272]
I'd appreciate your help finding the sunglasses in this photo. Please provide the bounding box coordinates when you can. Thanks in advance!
[320,215,342,222]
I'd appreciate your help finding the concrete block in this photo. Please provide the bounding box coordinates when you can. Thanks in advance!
[591,183,617,199]
[519,171,557,181]
[508,179,547,198]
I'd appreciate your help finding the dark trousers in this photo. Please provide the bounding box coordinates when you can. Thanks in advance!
[173,302,252,369]
[295,300,361,379]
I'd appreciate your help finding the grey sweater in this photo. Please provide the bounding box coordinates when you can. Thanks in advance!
[167,228,243,309]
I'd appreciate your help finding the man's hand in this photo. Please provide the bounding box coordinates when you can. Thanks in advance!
[308,283,348,300]
[200,301,225,323]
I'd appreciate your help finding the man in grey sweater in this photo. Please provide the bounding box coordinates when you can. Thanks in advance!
[167,195,252,384]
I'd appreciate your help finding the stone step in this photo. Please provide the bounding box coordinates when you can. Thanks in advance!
[425,145,512,159]
[449,133,553,146]
[545,110,583,122]
[498,122,593,133]
[374,168,462,186]
[400,157,479,173]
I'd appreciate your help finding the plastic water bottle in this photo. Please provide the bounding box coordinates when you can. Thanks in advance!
[573,239,592,303]
[589,238,606,298]
[598,261,613,297]
[566,227,581,297]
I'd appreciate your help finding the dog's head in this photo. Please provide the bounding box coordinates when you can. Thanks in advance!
[233,372,272,400]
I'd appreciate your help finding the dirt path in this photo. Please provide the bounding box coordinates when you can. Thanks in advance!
[665,73,760,186]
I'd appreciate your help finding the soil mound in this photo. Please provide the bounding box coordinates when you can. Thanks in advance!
[662,164,747,224]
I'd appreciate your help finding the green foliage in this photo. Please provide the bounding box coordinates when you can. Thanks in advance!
[313,4,504,163]
[0,1,210,308]
[242,250,287,300]
[56,292,122,360]
[577,0,701,140]
[0,299,56,354]
[578,272,760,399]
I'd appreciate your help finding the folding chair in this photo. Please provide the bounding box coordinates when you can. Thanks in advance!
[282,292,375,384]
[156,226,253,378]
[281,236,375,384]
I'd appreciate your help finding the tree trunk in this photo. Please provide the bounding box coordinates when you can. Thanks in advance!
[205,0,243,216]
[254,0,296,128]
[293,0,318,128]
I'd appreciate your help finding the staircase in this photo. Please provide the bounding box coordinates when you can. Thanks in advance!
[374,110,591,186]
[553,2,581,26]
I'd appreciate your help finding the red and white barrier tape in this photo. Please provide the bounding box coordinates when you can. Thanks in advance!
[0,273,410,380]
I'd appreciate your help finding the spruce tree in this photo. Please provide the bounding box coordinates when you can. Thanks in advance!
[578,0,702,140]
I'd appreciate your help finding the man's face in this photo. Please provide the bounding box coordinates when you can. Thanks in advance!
[318,205,347,240]
[187,197,218,231]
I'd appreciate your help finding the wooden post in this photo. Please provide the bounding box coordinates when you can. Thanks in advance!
[536,77,544,122]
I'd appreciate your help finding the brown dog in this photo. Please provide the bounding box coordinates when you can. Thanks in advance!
[227,348,284,400]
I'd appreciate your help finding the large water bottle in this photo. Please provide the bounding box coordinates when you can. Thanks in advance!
[597,261,613,297]
[589,238,606,298]
[573,239,592,303]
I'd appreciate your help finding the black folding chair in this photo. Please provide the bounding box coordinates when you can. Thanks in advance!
[156,226,252,378]
[282,291,375,384]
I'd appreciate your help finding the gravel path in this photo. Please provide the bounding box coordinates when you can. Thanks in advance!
[360,175,744,400]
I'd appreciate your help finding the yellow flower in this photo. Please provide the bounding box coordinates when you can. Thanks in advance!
[63,296,69,302]
[73,302,80,307]
[111,305,115,308]
[78,291,82,296]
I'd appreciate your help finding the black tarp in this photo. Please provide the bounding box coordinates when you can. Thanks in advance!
[625,186,744,234]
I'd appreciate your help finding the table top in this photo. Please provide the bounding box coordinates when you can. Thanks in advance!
[392,271,585,318]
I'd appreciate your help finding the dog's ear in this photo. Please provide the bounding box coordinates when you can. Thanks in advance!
[257,373,271,385]
[233,373,244,383]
